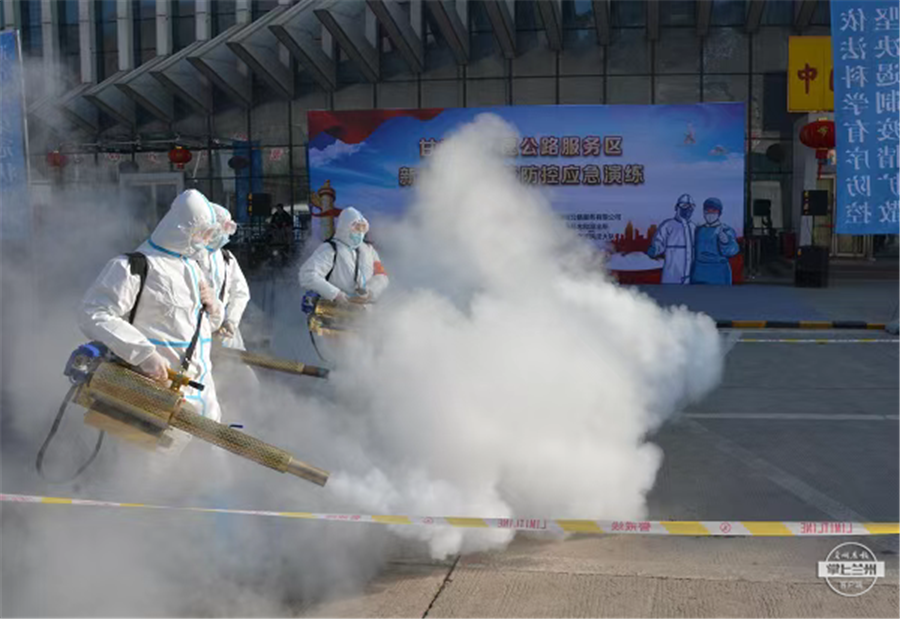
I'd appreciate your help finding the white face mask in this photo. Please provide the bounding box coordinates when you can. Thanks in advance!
[704,213,720,225]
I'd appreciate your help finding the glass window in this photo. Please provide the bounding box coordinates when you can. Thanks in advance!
[762,0,793,25]
[140,18,155,51]
[22,0,41,27]
[62,50,81,86]
[711,0,744,26]
[703,27,749,73]
[59,0,79,25]
[252,0,279,20]
[102,52,118,80]
[655,75,701,104]
[607,76,651,104]
[100,20,117,52]
[173,15,195,50]
[703,74,750,102]
[515,0,540,30]
[811,0,831,25]
[141,47,157,65]
[134,0,156,19]
[60,24,80,55]
[608,28,650,75]
[656,28,700,74]
[214,9,236,35]
[661,0,696,26]
[98,0,117,22]
[23,26,43,58]
[613,0,645,27]
[173,0,195,18]
[563,0,595,29]
[752,27,790,73]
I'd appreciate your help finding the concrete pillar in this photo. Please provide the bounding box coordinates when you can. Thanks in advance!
[2,0,21,29]
[117,0,134,71]
[196,0,211,41]
[41,0,60,95]
[157,0,172,56]
[78,0,97,84]
[236,0,251,25]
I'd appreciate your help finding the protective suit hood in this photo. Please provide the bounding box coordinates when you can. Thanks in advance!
[150,189,217,257]
[333,207,368,247]
[207,203,236,251]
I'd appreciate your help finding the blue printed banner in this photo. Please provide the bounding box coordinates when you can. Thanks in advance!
[0,30,31,241]
[307,104,746,285]
[831,1,900,235]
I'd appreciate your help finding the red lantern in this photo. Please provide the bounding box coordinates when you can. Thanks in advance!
[46,150,67,168]
[799,119,835,161]
[168,146,192,169]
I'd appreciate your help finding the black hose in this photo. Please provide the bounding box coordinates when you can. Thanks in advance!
[36,384,104,483]
[308,322,330,364]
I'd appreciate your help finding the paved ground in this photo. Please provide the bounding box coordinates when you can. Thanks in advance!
[3,273,897,617]
[296,328,900,618]
[638,279,899,323]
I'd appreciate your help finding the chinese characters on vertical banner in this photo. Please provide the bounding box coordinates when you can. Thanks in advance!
[0,31,31,241]
[831,1,900,234]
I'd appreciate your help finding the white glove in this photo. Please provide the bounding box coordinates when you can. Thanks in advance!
[334,291,350,305]
[199,280,224,325]
[138,351,169,383]
[217,320,236,339]
[349,290,371,305]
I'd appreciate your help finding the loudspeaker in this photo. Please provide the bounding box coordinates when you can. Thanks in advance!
[250,193,272,218]
[802,190,829,216]
[795,245,829,288]
[753,199,772,217]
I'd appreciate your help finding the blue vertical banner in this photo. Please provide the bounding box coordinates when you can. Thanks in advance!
[0,30,31,241]
[832,1,900,235]
[232,140,263,223]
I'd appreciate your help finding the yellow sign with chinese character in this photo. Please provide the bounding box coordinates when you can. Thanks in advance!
[788,36,834,112]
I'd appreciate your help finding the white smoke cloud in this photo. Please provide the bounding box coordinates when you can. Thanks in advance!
[1,112,725,614]
[317,113,725,558]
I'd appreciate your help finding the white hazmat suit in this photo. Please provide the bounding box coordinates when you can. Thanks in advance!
[298,207,389,302]
[201,204,251,351]
[648,216,697,285]
[79,189,225,422]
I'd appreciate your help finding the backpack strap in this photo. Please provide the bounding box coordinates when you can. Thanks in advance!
[324,239,364,288]
[124,252,148,325]
[181,309,205,371]
[325,240,338,282]
[218,250,230,302]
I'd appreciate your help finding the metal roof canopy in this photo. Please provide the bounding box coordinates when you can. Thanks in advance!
[227,5,295,99]
[83,71,137,127]
[150,40,214,115]
[187,23,253,108]
[115,55,176,122]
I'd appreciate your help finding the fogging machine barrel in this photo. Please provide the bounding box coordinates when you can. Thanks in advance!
[75,360,328,486]
[212,347,329,379]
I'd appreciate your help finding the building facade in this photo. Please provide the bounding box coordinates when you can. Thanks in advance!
[5,0,871,261]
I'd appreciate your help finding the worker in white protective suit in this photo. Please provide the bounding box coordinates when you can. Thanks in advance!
[298,207,389,305]
[647,193,698,285]
[201,203,251,350]
[79,189,225,422]
[198,203,259,424]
